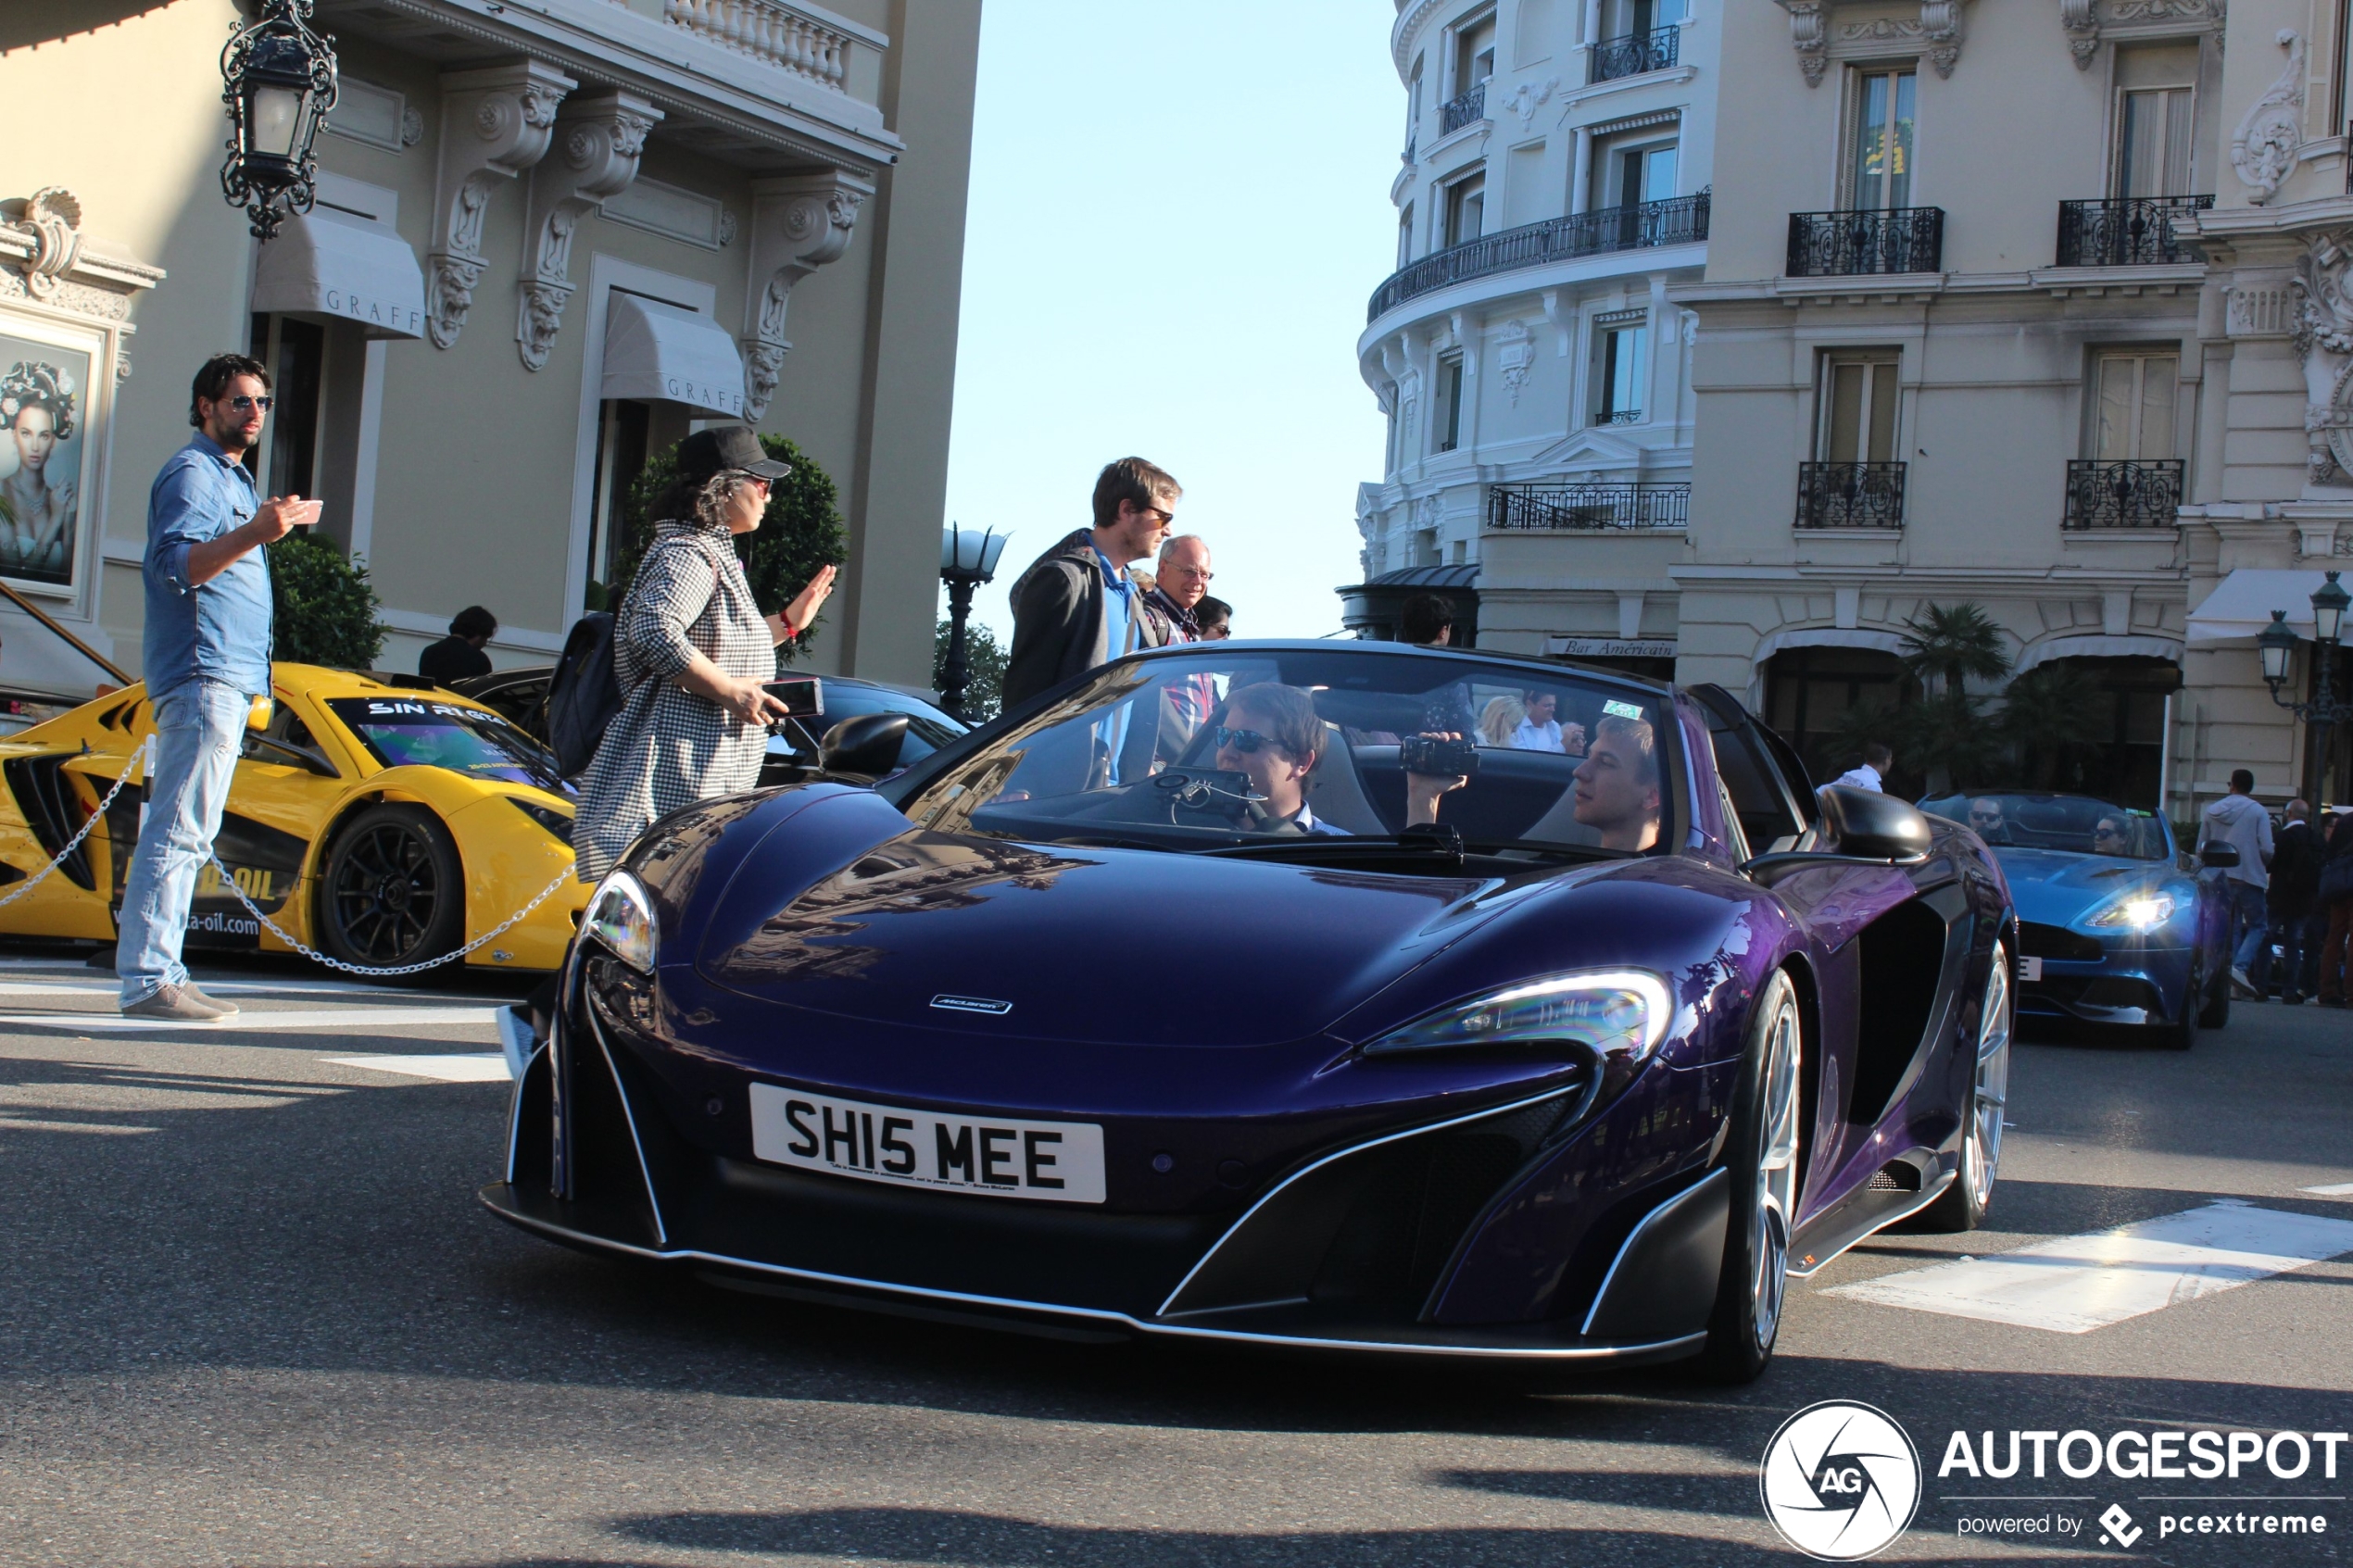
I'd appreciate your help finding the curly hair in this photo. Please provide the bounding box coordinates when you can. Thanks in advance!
[0,361,75,442]
[692,469,767,529]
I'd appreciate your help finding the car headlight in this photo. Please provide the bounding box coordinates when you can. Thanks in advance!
[1361,970,1673,1063]
[507,796,573,846]
[2088,892,2176,932]
[582,872,657,973]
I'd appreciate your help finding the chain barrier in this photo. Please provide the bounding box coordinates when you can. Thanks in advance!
[203,852,578,979]
[0,735,155,912]
[0,733,579,979]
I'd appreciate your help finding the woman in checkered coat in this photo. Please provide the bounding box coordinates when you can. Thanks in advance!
[572,425,837,883]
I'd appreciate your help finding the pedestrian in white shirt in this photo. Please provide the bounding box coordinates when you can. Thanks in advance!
[1511,689,1585,754]
[1833,742,1894,793]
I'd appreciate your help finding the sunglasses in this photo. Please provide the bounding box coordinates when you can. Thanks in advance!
[2095,826,2126,838]
[1214,726,1275,755]
[223,395,274,413]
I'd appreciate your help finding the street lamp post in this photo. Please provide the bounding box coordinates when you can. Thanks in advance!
[938,523,1010,722]
[220,0,339,242]
[2259,570,2353,803]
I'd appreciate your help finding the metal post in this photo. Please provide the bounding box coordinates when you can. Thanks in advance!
[2315,638,2339,807]
[940,575,976,723]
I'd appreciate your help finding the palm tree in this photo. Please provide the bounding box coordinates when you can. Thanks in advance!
[1894,603,2013,794]
[1998,662,2103,791]
[1898,602,2012,696]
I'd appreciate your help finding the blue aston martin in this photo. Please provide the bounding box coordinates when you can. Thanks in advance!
[1919,791,2236,1047]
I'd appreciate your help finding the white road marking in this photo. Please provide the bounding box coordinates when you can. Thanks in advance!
[2302,1182,2353,1196]
[0,978,487,1003]
[1824,1203,2353,1334]
[0,1007,500,1034]
[321,1053,511,1083]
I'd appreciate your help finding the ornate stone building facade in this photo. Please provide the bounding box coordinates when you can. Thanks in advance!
[1347,0,1718,678]
[0,0,978,697]
[1353,0,2353,814]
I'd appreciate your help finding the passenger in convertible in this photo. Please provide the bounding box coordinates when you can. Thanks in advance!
[1572,712,1662,851]
[1213,684,1348,836]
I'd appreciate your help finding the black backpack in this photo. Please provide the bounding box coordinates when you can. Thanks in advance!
[545,611,620,779]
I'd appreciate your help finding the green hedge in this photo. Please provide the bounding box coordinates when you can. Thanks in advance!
[268,532,386,670]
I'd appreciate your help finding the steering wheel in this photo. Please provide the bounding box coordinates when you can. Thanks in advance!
[1151,768,1259,826]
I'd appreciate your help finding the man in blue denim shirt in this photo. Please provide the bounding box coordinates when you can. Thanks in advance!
[115,354,318,1019]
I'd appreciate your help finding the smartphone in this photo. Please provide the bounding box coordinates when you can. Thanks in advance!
[762,677,823,718]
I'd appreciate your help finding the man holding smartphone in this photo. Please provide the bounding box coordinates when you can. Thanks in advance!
[116,354,321,1020]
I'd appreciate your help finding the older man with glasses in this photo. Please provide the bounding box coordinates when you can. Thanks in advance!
[113,354,321,1020]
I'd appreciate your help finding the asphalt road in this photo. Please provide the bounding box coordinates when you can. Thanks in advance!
[1,949,2349,1567]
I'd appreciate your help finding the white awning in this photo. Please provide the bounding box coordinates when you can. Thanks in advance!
[250,208,426,339]
[2185,569,2339,646]
[600,294,747,418]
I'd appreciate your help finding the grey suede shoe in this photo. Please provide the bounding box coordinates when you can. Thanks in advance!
[181,984,241,1018]
[121,984,234,1022]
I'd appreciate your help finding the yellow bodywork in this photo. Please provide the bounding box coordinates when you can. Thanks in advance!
[0,664,588,972]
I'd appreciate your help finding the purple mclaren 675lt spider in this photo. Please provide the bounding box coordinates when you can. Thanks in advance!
[484,640,2016,1380]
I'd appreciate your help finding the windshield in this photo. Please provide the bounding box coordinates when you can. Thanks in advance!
[328,696,573,796]
[883,647,1678,858]
[1920,791,2169,860]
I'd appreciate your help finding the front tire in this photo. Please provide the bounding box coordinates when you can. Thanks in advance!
[2196,961,2232,1030]
[317,804,466,981]
[2156,962,2204,1050]
[1919,939,2012,1232]
[1694,970,1803,1384]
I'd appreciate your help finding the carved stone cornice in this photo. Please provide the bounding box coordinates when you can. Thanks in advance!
[426,60,576,352]
[2061,0,2226,69]
[737,169,873,420]
[516,91,662,370]
[0,188,163,331]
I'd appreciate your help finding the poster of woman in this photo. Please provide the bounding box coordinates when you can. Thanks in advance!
[0,341,88,587]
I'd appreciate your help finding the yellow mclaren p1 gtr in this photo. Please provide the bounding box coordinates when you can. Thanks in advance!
[0,664,588,973]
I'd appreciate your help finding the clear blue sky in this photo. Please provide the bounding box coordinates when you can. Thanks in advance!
[940,1,1403,646]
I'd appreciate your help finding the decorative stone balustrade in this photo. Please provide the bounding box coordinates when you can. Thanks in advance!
[661,0,852,93]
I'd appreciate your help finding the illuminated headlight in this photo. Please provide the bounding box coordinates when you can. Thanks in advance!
[582,872,657,973]
[1361,970,1672,1063]
[2089,892,2176,932]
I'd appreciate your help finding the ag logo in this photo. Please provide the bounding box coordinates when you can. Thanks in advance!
[1758,1400,1922,1561]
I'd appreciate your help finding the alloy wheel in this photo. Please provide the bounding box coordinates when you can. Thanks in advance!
[1967,941,2014,1201]
[331,822,443,961]
[1751,989,1804,1351]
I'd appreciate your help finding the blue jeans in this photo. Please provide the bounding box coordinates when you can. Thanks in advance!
[116,679,247,1005]
[2229,880,2271,975]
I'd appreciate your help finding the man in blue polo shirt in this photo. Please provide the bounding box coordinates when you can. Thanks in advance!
[115,354,318,1019]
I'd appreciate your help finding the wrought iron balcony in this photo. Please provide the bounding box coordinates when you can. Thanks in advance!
[1589,24,1680,83]
[1491,483,1691,531]
[2055,195,2213,267]
[1440,82,1487,135]
[1368,193,1709,320]
[2064,458,2184,528]
[1795,462,1906,529]
[1786,207,1944,277]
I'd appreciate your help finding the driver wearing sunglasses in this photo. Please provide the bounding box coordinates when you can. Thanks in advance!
[1213,684,1350,836]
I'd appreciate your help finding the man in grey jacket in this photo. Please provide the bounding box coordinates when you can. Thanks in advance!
[2201,768,2275,995]
[1001,457,1180,711]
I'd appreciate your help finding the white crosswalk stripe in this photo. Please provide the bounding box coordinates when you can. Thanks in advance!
[0,1006,501,1034]
[322,1053,511,1082]
[1825,1201,2353,1333]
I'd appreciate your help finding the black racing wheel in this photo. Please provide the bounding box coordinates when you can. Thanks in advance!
[318,803,466,980]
